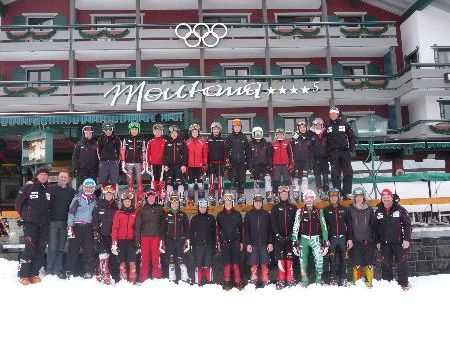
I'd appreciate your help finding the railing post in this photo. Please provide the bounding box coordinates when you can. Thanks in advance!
[135,0,141,77]
[199,0,207,131]
[322,0,335,107]
[262,0,274,132]
[69,0,75,112]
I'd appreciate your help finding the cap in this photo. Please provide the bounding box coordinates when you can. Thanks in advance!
[197,198,208,207]
[253,194,264,202]
[381,189,393,197]
[82,178,96,187]
[34,167,49,177]
[232,119,241,127]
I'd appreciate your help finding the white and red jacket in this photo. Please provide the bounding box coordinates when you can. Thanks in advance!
[146,136,166,166]
[186,137,208,168]
[271,139,293,166]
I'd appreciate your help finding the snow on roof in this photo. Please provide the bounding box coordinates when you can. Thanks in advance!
[362,0,450,16]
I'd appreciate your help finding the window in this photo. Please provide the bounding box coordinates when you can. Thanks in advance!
[440,102,450,119]
[281,66,305,82]
[203,15,249,24]
[26,69,50,87]
[160,68,184,84]
[345,116,362,130]
[277,16,313,24]
[226,118,251,133]
[283,116,307,133]
[437,49,450,63]
[26,17,54,25]
[100,68,127,85]
[343,65,367,76]
[94,16,137,25]
[339,15,364,27]
[224,66,249,83]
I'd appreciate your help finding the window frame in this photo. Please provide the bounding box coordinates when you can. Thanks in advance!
[25,68,51,87]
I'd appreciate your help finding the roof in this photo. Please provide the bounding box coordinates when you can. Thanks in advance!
[362,0,450,18]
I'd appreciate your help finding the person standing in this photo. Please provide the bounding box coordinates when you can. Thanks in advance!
[207,122,225,205]
[309,117,329,200]
[290,122,312,202]
[97,121,121,189]
[72,125,99,188]
[248,127,272,202]
[146,124,167,204]
[271,129,293,203]
[374,189,412,291]
[47,170,76,276]
[324,106,356,200]
[15,167,51,285]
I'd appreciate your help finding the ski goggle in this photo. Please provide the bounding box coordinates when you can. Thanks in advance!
[169,126,179,133]
[278,186,290,193]
[145,190,157,198]
[102,185,115,194]
[121,192,134,200]
[223,193,234,202]
[275,128,285,134]
[169,195,180,203]
[82,125,93,133]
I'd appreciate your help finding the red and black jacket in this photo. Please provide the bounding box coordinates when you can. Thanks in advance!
[161,210,189,241]
[112,207,136,241]
[163,137,187,166]
[296,206,323,237]
[15,182,51,224]
[291,132,313,165]
[72,137,99,171]
[146,136,166,165]
[271,200,297,238]
[122,135,145,164]
[216,208,243,243]
[249,138,271,168]
[374,202,412,244]
[186,137,208,168]
[323,204,349,238]
[272,139,293,166]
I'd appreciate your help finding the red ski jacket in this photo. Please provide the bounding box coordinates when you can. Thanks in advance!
[112,208,137,241]
[271,139,293,166]
[147,136,166,165]
[186,138,207,168]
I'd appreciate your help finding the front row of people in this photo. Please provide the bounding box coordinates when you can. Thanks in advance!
[15,168,411,290]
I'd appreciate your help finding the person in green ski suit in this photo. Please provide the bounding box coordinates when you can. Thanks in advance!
[292,189,328,286]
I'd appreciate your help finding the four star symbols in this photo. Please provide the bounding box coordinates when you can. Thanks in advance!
[266,84,314,96]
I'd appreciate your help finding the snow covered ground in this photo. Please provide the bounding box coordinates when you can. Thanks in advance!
[1,259,449,337]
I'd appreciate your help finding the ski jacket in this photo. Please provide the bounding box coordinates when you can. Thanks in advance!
[163,137,187,166]
[134,203,164,241]
[92,198,118,236]
[244,208,272,247]
[67,192,97,227]
[224,132,250,164]
[72,137,99,171]
[322,204,349,238]
[271,201,297,238]
[146,136,166,165]
[324,118,356,153]
[112,207,137,241]
[207,135,225,164]
[15,181,51,224]
[291,132,313,164]
[292,206,328,241]
[216,208,243,243]
[189,212,216,246]
[97,134,121,161]
[122,135,145,164]
[347,204,375,242]
[374,202,412,244]
[186,137,208,168]
[161,210,190,241]
[49,184,76,222]
[272,139,293,166]
[309,129,328,159]
[249,138,271,168]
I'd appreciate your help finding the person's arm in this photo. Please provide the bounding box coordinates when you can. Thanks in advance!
[238,212,244,244]
[181,142,188,167]
[91,204,99,235]
[14,186,28,218]
[266,212,273,245]
[292,209,301,242]
[211,216,217,247]
[134,208,143,245]
[319,209,328,242]
[346,208,354,241]
[243,212,251,247]
[182,213,189,239]
[346,122,357,151]
[188,215,195,242]
[287,141,294,167]
[67,197,79,227]
[400,206,412,242]
[111,212,119,242]
[270,208,279,237]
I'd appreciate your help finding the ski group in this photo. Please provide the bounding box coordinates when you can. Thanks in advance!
[13,106,412,291]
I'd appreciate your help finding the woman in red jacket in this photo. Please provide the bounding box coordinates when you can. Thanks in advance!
[111,192,137,283]
[185,124,208,206]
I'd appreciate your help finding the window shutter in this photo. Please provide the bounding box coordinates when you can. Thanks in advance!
[332,63,344,76]
[145,66,160,84]
[252,115,266,130]
[211,65,224,82]
[184,66,199,83]
[86,67,99,85]
[50,66,63,81]
[12,15,26,25]
[53,15,67,27]
[306,64,320,75]
[368,63,381,75]
[273,115,284,131]
[12,67,26,86]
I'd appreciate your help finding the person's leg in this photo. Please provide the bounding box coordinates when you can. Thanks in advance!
[29,223,49,278]
[139,236,151,283]
[380,244,394,282]
[66,227,82,276]
[150,236,162,279]
[46,222,59,274]
[329,152,342,192]
[300,236,310,286]
[55,222,67,274]
[80,226,94,276]
[321,158,330,193]
[187,168,196,204]
[336,237,347,284]
[313,159,322,192]
[310,236,324,284]
[18,223,39,279]
[329,237,338,284]
[393,244,409,287]
[341,151,353,196]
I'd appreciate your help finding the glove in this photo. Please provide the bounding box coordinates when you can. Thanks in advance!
[159,240,166,254]
[135,241,141,255]
[121,161,127,174]
[292,242,300,256]
[183,239,191,253]
[181,165,187,174]
[111,241,119,256]
[67,226,75,239]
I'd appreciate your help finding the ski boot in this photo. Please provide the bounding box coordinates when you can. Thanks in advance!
[249,266,258,285]
[19,278,30,286]
[235,281,245,291]
[265,191,273,203]
[83,272,93,279]
[29,276,42,284]
[329,276,338,286]
[208,194,216,206]
[364,266,373,288]
[276,281,286,290]
[339,279,348,287]
[222,281,233,291]
[292,191,300,203]
[237,194,246,205]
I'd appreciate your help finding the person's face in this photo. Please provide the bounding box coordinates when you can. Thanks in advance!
[170,201,179,210]
[84,131,93,140]
[382,195,393,207]
[153,128,162,137]
[299,125,307,133]
[170,131,178,139]
[105,129,113,137]
[130,128,139,136]
[305,196,314,207]
[224,200,233,210]
[147,194,156,205]
[314,123,323,131]
[199,205,207,213]
[280,190,288,201]
[123,199,132,208]
[330,195,339,205]
[254,200,262,209]
[191,129,199,138]
[355,194,364,204]
[57,172,69,186]
[330,112,339,121]
[276,132,284,140]
[104,193,113,201]
[84,186,94,195]
[212,127,220,136]
[37,172,48,184]
[233,124,241,133]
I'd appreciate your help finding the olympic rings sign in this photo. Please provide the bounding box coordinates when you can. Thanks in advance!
[175,23,228,48]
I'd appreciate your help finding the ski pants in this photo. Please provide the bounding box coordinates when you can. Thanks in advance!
[117,239,136,264]
[351,241,375,267]
[188,167,205,201]
[299,235,323,285]
[230,162,246,194]
[208,163,224,200]
[17,222,49,278]
[193,242,214,268]
[273,165,291,193]
[47,220,67,275]
[139,236,162,282]
[166,165,185,188]
[66,224,94,275]
[329,235,347,283]
[329,150,353,195]
[98,160,119,184]
[380,243,409,287]
[274,236,294,282]
[125,163,143,193]
[247,245,270,266]
[313,156,329,192]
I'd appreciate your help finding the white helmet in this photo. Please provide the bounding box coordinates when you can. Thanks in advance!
[210,121,222,133]
[303,189,316,201]
[252,126,264,140]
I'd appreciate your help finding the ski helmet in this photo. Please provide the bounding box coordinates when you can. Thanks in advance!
[189,124,200,136]
[352,187,367,200]
[252,126,264,140]
[329,106,340,114]
[120,191,134,201]
[128,122,140,133]
[102,121,114,132]
[153,124,163,132]
[82,125,93,134]
[223,193,234,206]
[169,125,179,133]
[312,117,324,126]
[328,188,340,199]
[197,198,208,208]
[275,128,285,140]
[303,189,316,201]
[278,185,290,194]
[296,121,307,133]
[210,121,222,133]
[82,178,96,188]
[253,194,264,203]
[232,119,241,127]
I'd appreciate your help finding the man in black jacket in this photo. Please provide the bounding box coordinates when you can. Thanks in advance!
[189,198,216,286]
[244,194,273,286]
[207,122,225,205]
[248,127,272,202]
[97,121,121,187]
[72,125,99,188]
[47,170,76,276]
[374,189,412,290]
[15,167,51,285]
[270,185,297,289]
[324,106,356,200]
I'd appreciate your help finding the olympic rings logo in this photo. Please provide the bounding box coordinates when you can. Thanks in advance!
[175,23,228,48]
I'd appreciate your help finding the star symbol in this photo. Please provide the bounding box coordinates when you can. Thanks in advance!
[290,85,298,94]
[279,86,287,95]
[301,85,310,94]
[267,87,276,95]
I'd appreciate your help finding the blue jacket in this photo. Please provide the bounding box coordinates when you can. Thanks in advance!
[67,192,97,227]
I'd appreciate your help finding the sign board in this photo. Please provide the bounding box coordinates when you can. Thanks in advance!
[21,131,54,166]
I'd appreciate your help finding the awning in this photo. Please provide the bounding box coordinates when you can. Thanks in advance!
[356,142,450,151]
[0,112,185,126]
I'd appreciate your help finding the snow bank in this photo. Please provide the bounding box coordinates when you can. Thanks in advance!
[0,258,448,337]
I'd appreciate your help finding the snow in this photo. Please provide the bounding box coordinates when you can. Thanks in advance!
[0,258,449,337]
